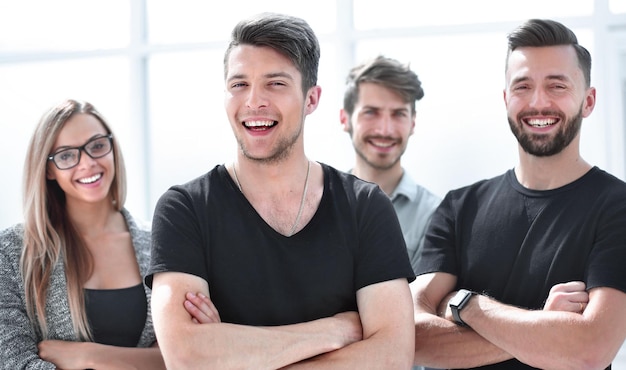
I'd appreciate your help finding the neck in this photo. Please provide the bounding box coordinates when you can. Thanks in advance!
[514,144,591,190]
[66,199,120,236]
[234,154,310,192]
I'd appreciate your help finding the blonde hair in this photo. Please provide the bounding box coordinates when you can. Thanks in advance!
[21,99,127,340]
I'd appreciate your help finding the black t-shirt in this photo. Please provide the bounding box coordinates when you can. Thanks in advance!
[146,163,414,326]
[417,167,626,369]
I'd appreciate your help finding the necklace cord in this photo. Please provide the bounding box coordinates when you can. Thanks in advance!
[232,160,311,237]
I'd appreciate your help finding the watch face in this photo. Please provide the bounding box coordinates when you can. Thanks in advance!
[450,289,470,307]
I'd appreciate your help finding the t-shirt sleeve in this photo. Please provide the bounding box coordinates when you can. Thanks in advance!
[354,185,415,290]
[145,186,208,288]
[415,191,458,277]
[586,194,626,293]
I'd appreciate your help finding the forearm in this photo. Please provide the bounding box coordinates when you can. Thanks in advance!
[284,280,415,369]
[158,316,358,369]
[285,327,413,369]
[465,296,611,369]
[413,312,512,368]
[38,341,165,370]
[84,344,165,370]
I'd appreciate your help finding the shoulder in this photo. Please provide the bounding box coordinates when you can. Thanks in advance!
[397,171,442,207]
[0,225,24,277]
[157,165,224,204]
[0,224,24,256]
[445,171,508,200]
[321,162,380,195]
[586,167,626,194]
[122,208,150,232]
[121,209,151,252]
[320,163,395,218]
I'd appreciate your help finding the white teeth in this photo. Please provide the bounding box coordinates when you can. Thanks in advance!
[527,118,556,127]
[371,140,394,148]
[245,120,275,127]
[78,173,102,184]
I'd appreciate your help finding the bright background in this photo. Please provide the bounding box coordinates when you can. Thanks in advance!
[2,0,626,226]
[2,0,626,365]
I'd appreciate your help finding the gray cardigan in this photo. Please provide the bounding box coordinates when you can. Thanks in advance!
[0,209,155,369]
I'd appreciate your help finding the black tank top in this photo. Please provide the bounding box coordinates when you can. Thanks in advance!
[84,283,147,347]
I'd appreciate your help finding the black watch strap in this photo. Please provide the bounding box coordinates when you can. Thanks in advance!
[450,289,475,327]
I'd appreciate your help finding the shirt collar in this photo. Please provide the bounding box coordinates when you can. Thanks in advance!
[390,170,417,201]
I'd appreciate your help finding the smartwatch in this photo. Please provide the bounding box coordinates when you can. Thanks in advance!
[449,289,476,327]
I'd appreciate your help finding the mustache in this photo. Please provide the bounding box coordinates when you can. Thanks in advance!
[518,109,564,120]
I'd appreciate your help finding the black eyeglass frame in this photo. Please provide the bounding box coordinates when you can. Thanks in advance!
[47,134,114,170]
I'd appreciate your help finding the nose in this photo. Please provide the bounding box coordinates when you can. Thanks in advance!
[245,84,268,108]
[373,114,394,135]
[529,88,551,109]
[77,148,97,168]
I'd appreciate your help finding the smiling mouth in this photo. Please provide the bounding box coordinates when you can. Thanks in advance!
[78,173,102,184]
[244,120,277,130]
[369,138,396,148]
[524,118,558,128]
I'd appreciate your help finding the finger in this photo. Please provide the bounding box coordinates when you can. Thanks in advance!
[186,292,220,320]
[550,281,586,294]
[184,299,216,323]
[196,292,221,321]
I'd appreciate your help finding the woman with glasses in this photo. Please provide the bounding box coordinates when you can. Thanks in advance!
[0,99,165,369]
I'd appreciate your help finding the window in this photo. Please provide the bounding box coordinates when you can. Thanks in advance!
[1,0,625,228]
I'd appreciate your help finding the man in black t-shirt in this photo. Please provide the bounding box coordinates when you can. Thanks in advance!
[412,19,626,370]
[146,12,416,369]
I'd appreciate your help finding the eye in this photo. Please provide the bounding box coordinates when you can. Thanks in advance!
[363,109,376,116]
[57,150,77,162]
[513,84,529,91]
[230,81,247,89]
[393,111,409,118]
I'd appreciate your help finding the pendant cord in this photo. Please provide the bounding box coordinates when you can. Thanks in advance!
[232,160,310,237]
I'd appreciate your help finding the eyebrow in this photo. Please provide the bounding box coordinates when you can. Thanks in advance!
[227,71,295,84]
[362,105,409,113]
[53,134,107,152]
[511,74,570,85]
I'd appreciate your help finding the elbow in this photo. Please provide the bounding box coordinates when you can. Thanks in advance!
[161,346,197,370]
[522,343,615,370]
[562,336,618,370]
[572,350,615,370]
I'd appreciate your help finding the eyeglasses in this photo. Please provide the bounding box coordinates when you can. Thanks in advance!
[48,134,113,170]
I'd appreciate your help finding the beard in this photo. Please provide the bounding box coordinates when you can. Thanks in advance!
[348,126,405,171]
[236,122,303,165]
[354,144,402,170]
[508,106,583,157]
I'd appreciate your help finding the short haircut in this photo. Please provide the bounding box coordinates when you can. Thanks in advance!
[506,19,592,87]
[343,55,424,116]
[224,12,320,95]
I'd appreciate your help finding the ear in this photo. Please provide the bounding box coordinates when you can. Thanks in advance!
[339,109,351,133]
[304,85,322,116]
[46,165,56,180]
[581,87,596,118]
[409,114,416,136]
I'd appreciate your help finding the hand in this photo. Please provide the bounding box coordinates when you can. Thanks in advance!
[38,340,90,369]
[184,291,221,324]
[543,281,589,313]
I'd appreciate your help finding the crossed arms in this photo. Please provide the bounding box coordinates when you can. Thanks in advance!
[151,271,415,369]
[411,272,626,369]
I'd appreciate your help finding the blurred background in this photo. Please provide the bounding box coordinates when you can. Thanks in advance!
[1,0,626,365]
[2,0,626,226]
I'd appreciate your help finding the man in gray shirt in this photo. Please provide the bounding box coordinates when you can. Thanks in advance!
[340,55,441,274]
